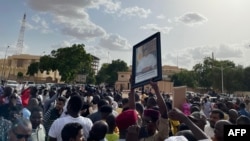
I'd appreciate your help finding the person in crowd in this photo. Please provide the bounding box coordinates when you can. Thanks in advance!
[22,98,39,119]
[0,93,23,121]
[61,122,85,141]
[168,108,210,140]
[175,130,197,141]
[245,98,250,112]
[1,86,22,105]
[181,98,191,116]
[236,115,250,125]
[118,98,129,113]
[30,106,46,141]
[215,102,229,120]
[88,95,100,114]
[238,103,250,117]
[190,105,201,113]
[188,111,207,131]
[43,89,58,114]
[145,96,157,109]
[202,97,212,118]
[116,109,139,140]
[165,101,179,136]
[87,120,109,141]
[44,96,66,136]
[49,95,93,141]
[104,96,118,117]
[100,105,113,120]
[213,120,232,141]
[105,114,119,141]
[228,109,238,124]
[204,109,224,138]
[8,117,32,141]
[139,81,169,141]
[9,106,23,123]
[21,86,31,107]
[0,112,12,141]
[87,99,109,123]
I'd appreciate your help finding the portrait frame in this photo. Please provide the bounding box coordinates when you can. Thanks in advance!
[131,32,162,88]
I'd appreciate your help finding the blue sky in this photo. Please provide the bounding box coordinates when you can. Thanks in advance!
[1,0,250,70]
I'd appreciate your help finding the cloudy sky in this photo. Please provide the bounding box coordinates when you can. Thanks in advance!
[1,0,250,70]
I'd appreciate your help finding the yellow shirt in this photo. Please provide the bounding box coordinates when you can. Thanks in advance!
[169,119,180,135]
[105,133,119,141]
[140,117,169,141]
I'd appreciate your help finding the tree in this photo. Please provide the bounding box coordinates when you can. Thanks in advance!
[38,44,93,83]
[223,65,244,93]
[243,67,250,91]
[96,59,129,86]
[26,62,39,76]
[171,70,197,88]
[17,72,23,80]
[193,57,213,89]
[39,55,57,73]
[96,63,109,85]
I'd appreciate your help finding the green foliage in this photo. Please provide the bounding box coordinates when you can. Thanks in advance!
[243,67,250,91]
[96,59,129,86]
[96,63,109,85]
[39,55,57,73]
[17,72,23,78]
[57,44,92,82]
[26,62,39,76]
[171,70,197,87]
[172,56,250,93]
[37,44,94,83]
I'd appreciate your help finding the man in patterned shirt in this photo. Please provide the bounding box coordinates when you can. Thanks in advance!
[0,116,12,141]
[44,96,66,138]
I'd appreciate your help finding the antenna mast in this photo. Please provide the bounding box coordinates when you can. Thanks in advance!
[16,13,26,54]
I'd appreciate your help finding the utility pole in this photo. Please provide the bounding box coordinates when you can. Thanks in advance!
[221,65,224,94]
[215,65,232,94]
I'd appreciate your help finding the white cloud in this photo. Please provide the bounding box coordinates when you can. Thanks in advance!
[176,12,208,26]
[101,0,121,13]
[98,34,132,51]
[120,6,151,18]
[31,15,41,23]
[140,24,172,34]
[216,44,243,58]
[27,15,51,33]
[156,14,166,19]
[26,0,108,39]
[50,41,73,49]
[163,42,247,70]
[25,21,38,30]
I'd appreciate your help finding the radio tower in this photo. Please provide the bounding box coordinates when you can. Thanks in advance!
[16,13,26,55]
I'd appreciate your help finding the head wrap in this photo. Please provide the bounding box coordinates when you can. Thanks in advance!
[143,109,160,120]
[115,109,138,130]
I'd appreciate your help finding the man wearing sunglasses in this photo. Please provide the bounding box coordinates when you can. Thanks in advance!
[8,117,32,141]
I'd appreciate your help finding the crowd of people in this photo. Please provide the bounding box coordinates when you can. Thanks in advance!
[0,80,250,141]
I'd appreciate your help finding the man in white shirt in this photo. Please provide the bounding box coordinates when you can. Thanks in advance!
[49,95,93,141]
[204,109,224,138]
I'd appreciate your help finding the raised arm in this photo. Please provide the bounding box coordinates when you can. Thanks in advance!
[169,108,210,140]
[128,76,135,110]
[150,81,168,118]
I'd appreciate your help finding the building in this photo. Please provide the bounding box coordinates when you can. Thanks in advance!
[91,55,100,75]
[0,54,61,83]
[162,65,182,81]
[0,53,100,83]
[115,65,183,93]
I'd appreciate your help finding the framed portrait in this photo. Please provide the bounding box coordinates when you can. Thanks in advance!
[131,32,162,88]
